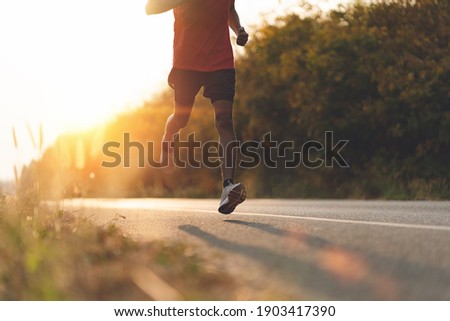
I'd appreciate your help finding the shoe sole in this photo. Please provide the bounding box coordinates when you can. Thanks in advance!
[218,184,247,215]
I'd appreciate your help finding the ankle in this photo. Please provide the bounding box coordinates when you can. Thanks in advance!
[223,179,234,188]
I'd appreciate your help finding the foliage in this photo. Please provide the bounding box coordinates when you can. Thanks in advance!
[235,0,450,198]
[0,194,236,300]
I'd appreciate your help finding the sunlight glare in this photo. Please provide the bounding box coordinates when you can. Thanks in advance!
[0,1,174,179]
[0,0,173,132]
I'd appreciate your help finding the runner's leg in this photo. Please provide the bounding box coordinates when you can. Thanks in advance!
[162,102,194,147]
[212,99,236,182]
[162,68,201,158]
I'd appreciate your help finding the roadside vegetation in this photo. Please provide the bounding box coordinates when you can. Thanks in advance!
[0,192,237,300]
[235,0,449,199]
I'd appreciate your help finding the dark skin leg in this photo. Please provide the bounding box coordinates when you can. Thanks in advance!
[212,99,237,182]
[161,102,194,149]
[162,99,237,184]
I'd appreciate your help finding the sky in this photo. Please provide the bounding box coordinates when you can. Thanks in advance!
[0,0,346,181]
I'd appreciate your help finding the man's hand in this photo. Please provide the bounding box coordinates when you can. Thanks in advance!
[236,27,249,46]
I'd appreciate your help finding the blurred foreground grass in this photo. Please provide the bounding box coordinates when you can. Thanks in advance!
[0,192,235,300]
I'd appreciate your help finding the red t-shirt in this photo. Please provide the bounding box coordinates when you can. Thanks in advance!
[173,0,234,71]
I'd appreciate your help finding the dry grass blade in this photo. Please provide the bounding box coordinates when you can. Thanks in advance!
[13,166,19,186]
[26,122,37,149]
[131,266,183,301]
[39,123,44,152]
[12,127,18,149]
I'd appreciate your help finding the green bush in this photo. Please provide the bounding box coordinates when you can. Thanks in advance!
[235,0,449,199]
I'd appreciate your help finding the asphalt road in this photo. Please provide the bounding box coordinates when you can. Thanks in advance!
[64,198,450,300]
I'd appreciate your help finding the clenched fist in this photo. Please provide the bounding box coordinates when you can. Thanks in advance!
[237,27,249,46]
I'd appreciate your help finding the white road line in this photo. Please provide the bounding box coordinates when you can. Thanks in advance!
[162,207,450,232]
[62,200,450,232]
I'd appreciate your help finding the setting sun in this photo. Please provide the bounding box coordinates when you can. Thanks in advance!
[1,1,173,127]
[0,0,175,180]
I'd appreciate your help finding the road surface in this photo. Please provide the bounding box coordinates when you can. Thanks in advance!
[63,198,450,300]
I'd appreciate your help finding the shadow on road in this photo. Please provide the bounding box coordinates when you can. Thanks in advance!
[223,219,450,300]
[178,224,394,300]
[224,220,330,248]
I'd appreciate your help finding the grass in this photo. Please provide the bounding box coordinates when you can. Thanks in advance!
[0,192,237,300]
[4,123,240,300]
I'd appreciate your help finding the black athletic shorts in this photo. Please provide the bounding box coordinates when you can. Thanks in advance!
[168,68,236,105]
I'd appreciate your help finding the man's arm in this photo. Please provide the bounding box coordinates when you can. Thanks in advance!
[145,0,193,15]
[229,1,249,46]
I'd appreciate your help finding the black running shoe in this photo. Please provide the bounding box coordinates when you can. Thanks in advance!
[218,182,247,214]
